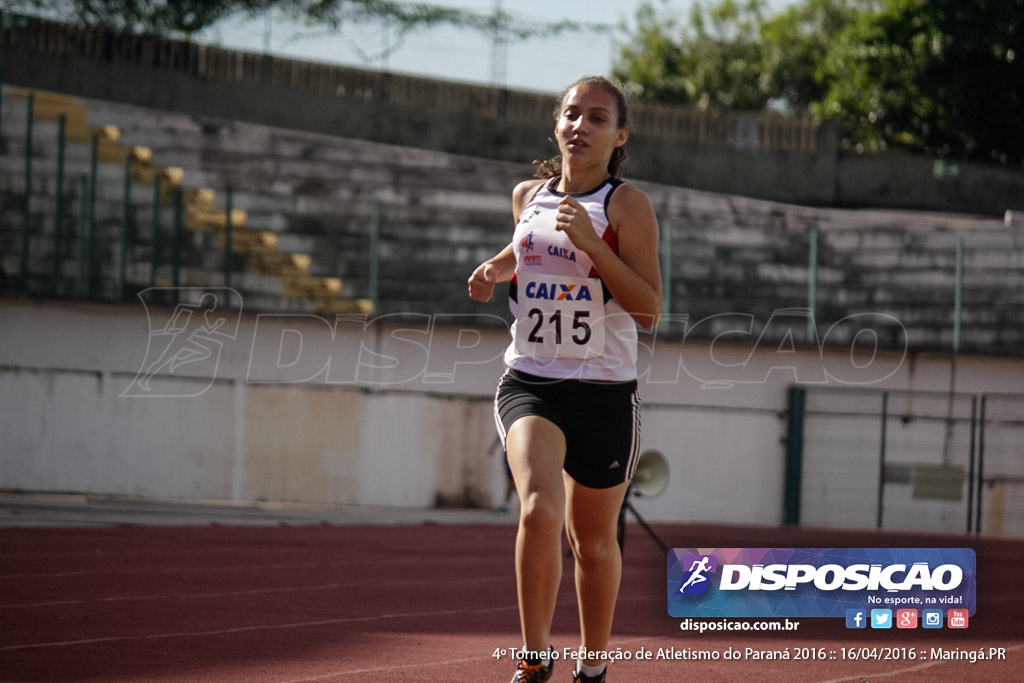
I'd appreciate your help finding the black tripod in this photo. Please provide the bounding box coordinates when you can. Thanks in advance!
[616,483,669,554]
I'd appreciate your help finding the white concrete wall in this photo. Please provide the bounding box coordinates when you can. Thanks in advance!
[2,298,1021,525]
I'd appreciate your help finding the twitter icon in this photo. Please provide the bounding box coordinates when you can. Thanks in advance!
[870,609,893,629]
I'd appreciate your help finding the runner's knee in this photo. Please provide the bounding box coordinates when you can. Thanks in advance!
[519,492,563,535]
[567,532,619,568]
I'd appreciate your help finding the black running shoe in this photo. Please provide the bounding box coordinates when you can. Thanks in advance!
[510,658,554,683]
[572,666,606,683]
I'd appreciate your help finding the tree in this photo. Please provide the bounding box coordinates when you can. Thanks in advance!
[614,0,770,111]
[615,0,1022,166]
[1,0,273,35]
[816,0,1024,165]
[0,0,608,54]
[614,0,865,114]
[760,0,869,114]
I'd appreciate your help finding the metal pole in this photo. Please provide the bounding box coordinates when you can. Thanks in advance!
[172,187,183,303]
[150,175,161,290]
[660,219,672,333]
[975,395,987,534]
[52,114,66,293]
[953,237,964,352]
[807,227,818,342]
[224,185,233,293]
[941,238,966,470]
[119,153,131,300]
[369,199,380,312]
[876,391,889,529]
[966,395,977,534]
[83,133,98,298]
[784,385,807,525]
[76,174,89,297]
[21,92,33,290]
[0,72,4,257]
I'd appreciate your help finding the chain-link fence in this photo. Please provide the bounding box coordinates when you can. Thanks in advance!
[787,385,1023,535]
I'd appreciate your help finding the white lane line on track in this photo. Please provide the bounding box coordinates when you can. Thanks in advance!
[0,554,506,580]
[2,574,509,608]
[0,604,521,652]
[0,592,667,653]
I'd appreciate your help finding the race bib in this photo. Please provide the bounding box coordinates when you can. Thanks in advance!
[514,273,605,360]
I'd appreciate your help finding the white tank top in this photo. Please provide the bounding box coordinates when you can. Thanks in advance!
[504,176,638,381]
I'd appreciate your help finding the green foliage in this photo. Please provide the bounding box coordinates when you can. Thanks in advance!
[760,0,867,114]
[816,0,1023,165]
[615,0,772,110]
[614,2,694,104]
[1,0,274,35]
[288,1,607,64]
[615,0,1022,165]
[614,0,864,113]
[10,0,1020,165]
[1,0,607,43]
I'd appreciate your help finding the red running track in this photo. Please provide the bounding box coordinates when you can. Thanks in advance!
[1,520,1022,682]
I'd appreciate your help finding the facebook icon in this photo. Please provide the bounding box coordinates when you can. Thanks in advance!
[846,609,867,629]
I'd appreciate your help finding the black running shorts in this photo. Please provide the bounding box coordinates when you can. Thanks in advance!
[494,369,642,489]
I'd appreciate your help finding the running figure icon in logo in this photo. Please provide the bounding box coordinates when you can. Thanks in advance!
[678,555,717,596]
[122,288,242,398]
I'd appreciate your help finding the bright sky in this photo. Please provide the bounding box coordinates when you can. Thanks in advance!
[206,0,795,95]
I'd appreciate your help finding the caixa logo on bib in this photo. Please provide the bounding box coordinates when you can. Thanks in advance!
[523,279,593,302]
[667,548,976,619]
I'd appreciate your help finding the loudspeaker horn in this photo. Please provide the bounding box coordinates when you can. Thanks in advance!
[632,449,669,498]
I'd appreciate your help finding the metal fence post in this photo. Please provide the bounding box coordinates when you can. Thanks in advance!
[20,92,33,290]
[82,133,99,298]
[369,198,380,313]
[172,187,183,303]
[954,237,964,352]
[966,395,978,534]
[119,153,131,300]
[52,113,66,293]
[807,227,818,342]
[876,391,889,529]
[224,184,233,293]
[76,174,89,297]
[0,74,4,261]
[660,219,672,333]
[975,394,987,534]
[784,385,807,525]
[150,175,161,290]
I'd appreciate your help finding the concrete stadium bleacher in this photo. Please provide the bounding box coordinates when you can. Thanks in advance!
[2,86,1021,355]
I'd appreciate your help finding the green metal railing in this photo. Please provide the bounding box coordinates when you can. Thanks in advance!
[1,88,257,306]
[51,113,65,287]
[0,82,1016,343]
[20,92,32,282]
[806,227,817,342]
[785,385,1023,535]
[1,85,384,312]
[803,226,969,354]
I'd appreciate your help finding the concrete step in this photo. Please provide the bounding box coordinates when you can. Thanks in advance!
[281,273,343,299]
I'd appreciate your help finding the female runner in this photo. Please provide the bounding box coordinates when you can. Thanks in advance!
[468,75,662,683]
